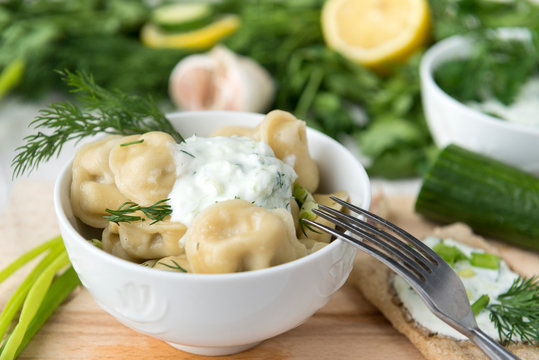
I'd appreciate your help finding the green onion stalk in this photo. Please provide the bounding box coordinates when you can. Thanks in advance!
[0,236,80,360]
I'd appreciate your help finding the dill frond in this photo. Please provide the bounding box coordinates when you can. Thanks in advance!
[104,199,172,225]
[489,276,539,344]
[12,70,183,178]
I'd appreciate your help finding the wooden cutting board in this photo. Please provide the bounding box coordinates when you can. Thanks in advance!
[1,180,538,360]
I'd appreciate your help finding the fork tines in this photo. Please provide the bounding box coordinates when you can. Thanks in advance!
[303,196,443,285]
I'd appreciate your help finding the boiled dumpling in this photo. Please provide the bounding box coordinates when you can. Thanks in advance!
[109,132,176,206]
[184,199,307,273]
[117,218,187,260]
[71,135,129,228]
[101,222,137,261]
[254,110,319,193]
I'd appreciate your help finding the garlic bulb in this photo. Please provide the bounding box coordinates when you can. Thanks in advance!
[169,46,275,113]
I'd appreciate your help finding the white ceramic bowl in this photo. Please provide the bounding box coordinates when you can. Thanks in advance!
[54,111,371,356]
[420,35,539,175]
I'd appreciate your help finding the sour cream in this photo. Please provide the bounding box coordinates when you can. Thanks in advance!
[393,237,520,341]
[168,135,297,226]
[469,76,539,127]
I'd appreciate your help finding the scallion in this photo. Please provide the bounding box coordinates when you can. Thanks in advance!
[471,294,490,316]
[471,252,500,270]
[0,252,70,360]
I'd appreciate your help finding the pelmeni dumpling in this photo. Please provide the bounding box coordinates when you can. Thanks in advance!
[117,219,187,260]
[71,135,129,228]
[109,132,176,206]
[184,200,307,273]
[102,222,137,262]
[253,110,319,193]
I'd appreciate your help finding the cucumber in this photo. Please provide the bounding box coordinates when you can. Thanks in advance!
[293,183,318,221]
[415,144,539,251]
[152,3,214,32]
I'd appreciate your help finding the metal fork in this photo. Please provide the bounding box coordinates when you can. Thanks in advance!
[303,196,519,360]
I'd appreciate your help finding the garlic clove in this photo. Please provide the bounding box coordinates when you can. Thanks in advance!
[169,54,216,110]
[169,46,275,113]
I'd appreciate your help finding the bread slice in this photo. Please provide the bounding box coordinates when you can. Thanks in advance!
[350,223,539,360]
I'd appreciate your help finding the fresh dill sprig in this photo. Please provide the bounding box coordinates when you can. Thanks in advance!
[156,259,188,273]
[489,276,539,344]
[104,199,172,225]
[299,219,322,237]
[11,70,184,178]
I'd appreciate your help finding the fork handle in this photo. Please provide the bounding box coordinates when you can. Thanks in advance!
[469,327,520,360]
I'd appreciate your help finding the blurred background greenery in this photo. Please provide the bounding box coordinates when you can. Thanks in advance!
[0,0,537,179]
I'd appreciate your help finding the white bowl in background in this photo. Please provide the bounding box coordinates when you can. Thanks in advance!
[54,111,371,356]
[420,35,539,175]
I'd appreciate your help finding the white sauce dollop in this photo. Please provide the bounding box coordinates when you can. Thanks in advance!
[469,76,539,127]
[168,135,297,226]
[393,237,520,341]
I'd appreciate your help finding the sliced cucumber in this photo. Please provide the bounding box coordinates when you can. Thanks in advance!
[152,3,214,32]
[293,183,318,221]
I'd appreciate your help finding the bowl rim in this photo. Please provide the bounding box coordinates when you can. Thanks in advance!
[420,34,539,136]
[54,110,371,281]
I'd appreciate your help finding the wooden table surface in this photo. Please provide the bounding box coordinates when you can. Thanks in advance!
[1,180,538,360]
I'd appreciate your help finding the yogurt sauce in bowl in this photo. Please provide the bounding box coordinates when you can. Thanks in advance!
[169,135,297,226]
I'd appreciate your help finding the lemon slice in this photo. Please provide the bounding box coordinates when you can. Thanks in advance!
[141,15,240,50]
[322,0,430,68]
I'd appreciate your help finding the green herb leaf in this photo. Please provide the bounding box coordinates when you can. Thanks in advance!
[180,150,195,158]
[489,276,539,344]
[156,259,187,273]
[11,70,183,178]
[120,139,144,147]
[299,219,322,237]
[434,32,538,106]
[104,199,172,225]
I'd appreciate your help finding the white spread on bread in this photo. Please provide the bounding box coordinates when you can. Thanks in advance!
[393,236,520,341]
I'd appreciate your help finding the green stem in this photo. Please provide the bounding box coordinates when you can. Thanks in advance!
[294,68,323,119]
[13,266,80,357]
[0,252,70,360]
[0,236,63,284]
[0,59,25,101]
[0,243,64,341]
